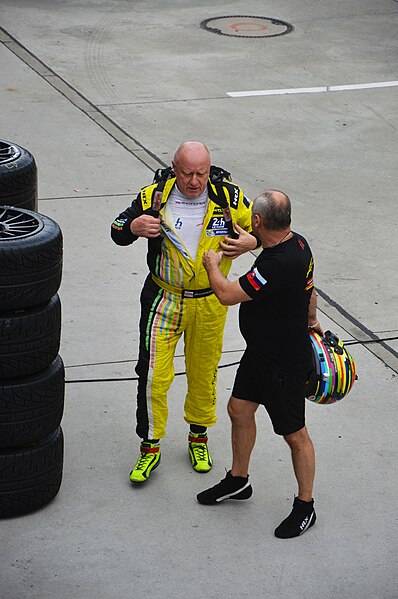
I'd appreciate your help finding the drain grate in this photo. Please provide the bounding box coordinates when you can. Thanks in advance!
[200,15,293,38]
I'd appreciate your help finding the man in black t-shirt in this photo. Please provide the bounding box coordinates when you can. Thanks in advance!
[197,190,324,539]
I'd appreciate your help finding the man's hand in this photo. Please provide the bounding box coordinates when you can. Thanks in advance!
[219,223,258,259]
[130,215,161,238]
[203,249,223,271]
[203,249,251,306]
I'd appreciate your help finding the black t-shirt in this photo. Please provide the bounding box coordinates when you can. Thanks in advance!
[238,232,314,374]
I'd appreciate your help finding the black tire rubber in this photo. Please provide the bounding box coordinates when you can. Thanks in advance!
[0,140,38,211]
[0,426,63,518]
[0,356,65,449]
[0,206,63,310]
[0,294,61,379]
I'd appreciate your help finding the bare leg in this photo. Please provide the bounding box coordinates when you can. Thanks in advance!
[283,426,315,502]
[228,396,259,477]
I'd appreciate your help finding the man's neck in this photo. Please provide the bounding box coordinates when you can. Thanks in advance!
[261,229,292,249]
[174,184,208,204]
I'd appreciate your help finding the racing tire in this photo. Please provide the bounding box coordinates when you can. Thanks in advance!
[0,356,65,449]
[0,140,38,211]
[0,294,61,379]
[0,206,63,311]
[0,427,63,518]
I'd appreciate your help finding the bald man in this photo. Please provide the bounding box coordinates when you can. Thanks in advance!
[198,190,323,539]
[111,141,257,484]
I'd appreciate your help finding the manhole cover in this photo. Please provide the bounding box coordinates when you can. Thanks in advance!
[200,15,293,38]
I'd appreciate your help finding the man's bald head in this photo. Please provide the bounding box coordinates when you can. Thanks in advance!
[252,190,291,231]
[172,141,211,198]
[173,141,210,164]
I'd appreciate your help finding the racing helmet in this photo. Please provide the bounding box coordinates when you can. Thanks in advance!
[306,330,357,405]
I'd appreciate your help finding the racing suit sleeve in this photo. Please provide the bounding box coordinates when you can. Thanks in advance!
[110,195,143,246]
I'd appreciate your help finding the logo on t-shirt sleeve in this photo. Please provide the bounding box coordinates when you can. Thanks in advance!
[305,276,314,292]
[246,267,267,291]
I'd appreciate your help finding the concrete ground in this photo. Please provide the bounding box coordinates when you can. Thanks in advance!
[1,1,397,598]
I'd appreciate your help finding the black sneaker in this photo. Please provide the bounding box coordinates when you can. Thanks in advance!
[274,497,316,538]
[197,470,252,505]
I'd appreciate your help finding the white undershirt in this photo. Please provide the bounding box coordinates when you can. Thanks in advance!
[167,185,208,260]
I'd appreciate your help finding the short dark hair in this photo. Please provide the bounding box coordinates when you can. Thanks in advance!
[252,190,291,231]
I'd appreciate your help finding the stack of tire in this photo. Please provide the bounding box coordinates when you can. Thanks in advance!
[0,140,64,518]
[0,140,38,212]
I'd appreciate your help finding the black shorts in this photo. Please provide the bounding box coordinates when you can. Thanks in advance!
[232,350,309,436]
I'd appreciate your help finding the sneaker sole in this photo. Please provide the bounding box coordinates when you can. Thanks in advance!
[197,482,253,505]
[192,463,213,473]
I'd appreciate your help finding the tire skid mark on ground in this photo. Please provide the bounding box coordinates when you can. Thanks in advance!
[83,3,179,149]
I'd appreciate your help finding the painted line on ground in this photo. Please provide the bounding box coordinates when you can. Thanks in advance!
[227,80,398,97]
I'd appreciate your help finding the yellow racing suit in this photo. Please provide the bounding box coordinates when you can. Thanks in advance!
[111,173,254,440]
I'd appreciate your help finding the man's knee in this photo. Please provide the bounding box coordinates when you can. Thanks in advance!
[227,396,256,423]
[283,426,311,448]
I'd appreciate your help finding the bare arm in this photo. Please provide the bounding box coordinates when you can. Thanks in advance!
[203,250,252,306]
[219,223,258,259]
[308,289,324,336]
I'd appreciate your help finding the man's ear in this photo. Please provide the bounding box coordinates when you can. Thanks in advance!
[253,213,261,228]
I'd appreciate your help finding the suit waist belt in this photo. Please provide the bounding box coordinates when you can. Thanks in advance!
[151,273,213,298]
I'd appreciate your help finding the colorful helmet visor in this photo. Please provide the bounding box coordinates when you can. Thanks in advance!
[306,330,357,404]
